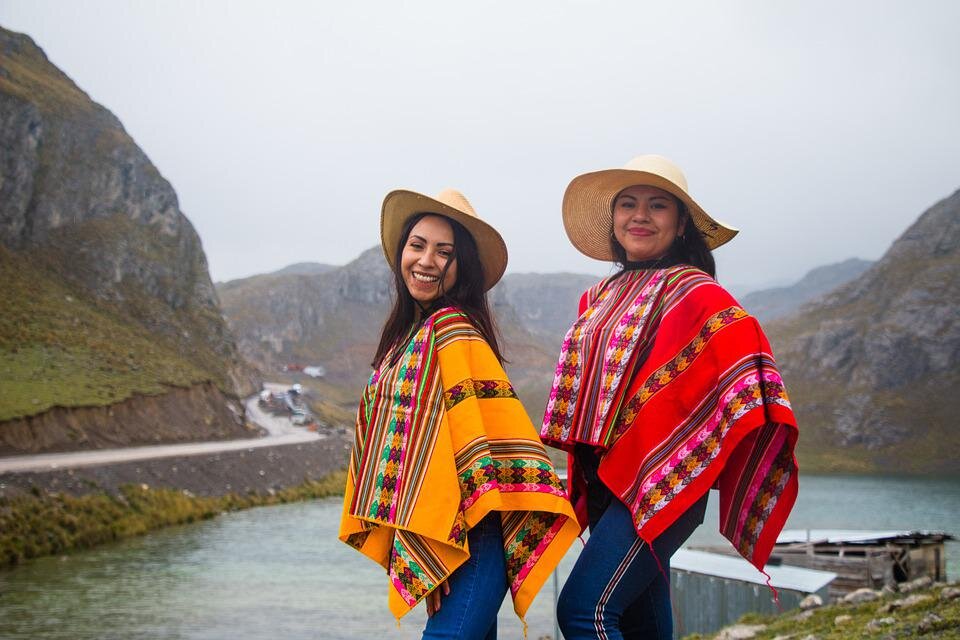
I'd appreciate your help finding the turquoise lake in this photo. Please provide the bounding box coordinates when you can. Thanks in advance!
[1,474,958,639]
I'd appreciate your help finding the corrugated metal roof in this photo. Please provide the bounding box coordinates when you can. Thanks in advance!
[777,529,954,544]
[672,549,836,593]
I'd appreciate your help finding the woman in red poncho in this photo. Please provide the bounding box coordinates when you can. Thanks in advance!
[540,155,799,640]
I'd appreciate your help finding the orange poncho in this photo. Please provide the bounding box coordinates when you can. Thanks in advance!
[340,307,579,621]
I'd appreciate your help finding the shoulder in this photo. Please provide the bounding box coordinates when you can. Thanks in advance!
[581,275,618,311]
[657,266,752,331]
[663,266,736,303]
[430,306,483,348]
[430,307,505,380]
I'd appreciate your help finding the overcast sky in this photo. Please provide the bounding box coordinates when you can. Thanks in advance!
[2,1,958,292]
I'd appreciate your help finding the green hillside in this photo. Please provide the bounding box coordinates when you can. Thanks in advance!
[0,244,214,422]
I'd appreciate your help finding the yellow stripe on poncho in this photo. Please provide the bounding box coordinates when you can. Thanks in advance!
[339,307,579,621]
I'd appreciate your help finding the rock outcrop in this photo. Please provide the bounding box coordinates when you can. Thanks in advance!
[767,189,960,472]
[218,250,588,425]
[0,26,257,452]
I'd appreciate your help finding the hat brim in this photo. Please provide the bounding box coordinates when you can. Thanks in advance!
[562,169,738,261]
[381,190,508,291]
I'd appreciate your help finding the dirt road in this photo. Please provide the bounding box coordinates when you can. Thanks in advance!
[0,394,322,474]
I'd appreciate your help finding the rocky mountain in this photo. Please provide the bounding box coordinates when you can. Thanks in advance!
[270,262,337,277]
[740,258,874,323]
[222,188,960,475]
[766,189,960,473]
[217,252,595,425]
[0,27,257,453]
[490,272,598,339]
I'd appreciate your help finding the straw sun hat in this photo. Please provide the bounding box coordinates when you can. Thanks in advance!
[381,188,508,291]
[562,155,739,261]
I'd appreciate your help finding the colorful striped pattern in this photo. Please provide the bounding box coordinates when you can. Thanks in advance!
[541,266,799,572]
[340,307,579,621]
[543,269,669,446]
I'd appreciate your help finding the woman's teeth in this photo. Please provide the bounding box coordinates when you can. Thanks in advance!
[413,272,439,283]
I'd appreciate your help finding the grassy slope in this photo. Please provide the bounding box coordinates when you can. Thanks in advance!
[683,586,960,639]
[0,245,212,421]
[1,28,243,423]
[0,471,346,567]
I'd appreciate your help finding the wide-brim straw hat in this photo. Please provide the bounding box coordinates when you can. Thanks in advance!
[562,155,739,261]
[381,188,508,291]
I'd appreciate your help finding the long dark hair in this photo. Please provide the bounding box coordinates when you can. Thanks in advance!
[609,198,716,278]
[372,213,504,368]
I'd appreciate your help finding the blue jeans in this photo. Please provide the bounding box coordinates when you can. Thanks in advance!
[422,512,508,640]
[557,493,708,640]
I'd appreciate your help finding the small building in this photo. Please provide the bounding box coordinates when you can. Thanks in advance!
[303,365,325,378]
[670,549,836,638]
[772,530,953,598]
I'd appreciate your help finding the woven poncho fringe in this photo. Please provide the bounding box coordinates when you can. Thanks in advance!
[541,266,799,572]
[340,307,579,621]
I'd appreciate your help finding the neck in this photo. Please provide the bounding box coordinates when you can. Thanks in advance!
[621,253,681,271]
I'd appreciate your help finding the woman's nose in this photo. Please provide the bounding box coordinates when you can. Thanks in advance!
[417,250,438,267]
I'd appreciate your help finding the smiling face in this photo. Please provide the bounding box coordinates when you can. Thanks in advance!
[400,214,458,304]
[612,185,686,262]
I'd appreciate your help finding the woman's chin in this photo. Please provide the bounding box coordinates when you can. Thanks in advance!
[406,284,440,304]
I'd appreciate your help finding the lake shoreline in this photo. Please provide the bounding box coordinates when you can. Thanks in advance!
[3,437,957,573]
[1,435,351,567]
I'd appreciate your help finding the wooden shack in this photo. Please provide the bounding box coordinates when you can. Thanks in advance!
[770,530,953,598]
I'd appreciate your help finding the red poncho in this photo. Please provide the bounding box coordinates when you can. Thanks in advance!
[541,266,798,571]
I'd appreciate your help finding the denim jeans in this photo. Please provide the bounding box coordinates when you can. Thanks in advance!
[557,492,709,640]
[421,512,508,640]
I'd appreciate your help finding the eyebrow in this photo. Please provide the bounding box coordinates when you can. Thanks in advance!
[617,194,670,202]
[409,234,454,248]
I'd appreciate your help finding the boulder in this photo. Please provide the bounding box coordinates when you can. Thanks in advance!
[842,588,880,604]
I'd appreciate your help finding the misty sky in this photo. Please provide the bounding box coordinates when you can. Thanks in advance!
[2,1,958,292]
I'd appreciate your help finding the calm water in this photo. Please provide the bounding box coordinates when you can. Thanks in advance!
[1,475,958,639]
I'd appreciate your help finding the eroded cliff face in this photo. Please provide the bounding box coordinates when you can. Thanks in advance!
[0,27,258,451]
[0,384,253,455]
[767,190,960,472]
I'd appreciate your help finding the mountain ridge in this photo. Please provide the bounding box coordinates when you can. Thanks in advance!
[219,185,959,474]
[0,26,257,453]
[766,189,960,472]
[740,257,874,323]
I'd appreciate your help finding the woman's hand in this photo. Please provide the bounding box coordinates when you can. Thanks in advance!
[425,581,451,617]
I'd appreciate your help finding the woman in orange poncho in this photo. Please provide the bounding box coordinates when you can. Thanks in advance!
[541,156,799,639]
[339,188,579,639]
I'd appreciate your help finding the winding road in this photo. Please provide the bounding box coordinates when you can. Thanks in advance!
[0,393,322,474]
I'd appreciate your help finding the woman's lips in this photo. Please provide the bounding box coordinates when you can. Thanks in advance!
[627,228,654,236]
